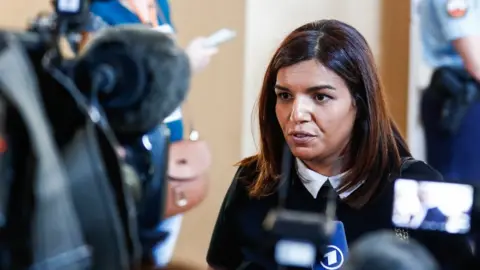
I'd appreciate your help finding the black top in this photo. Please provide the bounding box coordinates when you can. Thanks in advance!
[206,159,476,270]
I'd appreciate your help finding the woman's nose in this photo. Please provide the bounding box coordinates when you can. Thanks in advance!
[290,96,313,123]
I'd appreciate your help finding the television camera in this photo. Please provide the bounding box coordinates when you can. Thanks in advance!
[0,0,191,269]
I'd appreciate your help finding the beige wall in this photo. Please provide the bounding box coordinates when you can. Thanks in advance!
[380,0,411,138]
[0,1,50,28]
[169,0,245,267]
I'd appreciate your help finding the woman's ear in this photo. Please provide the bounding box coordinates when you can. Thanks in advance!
[353,93,362,119]
[353,92,362,106]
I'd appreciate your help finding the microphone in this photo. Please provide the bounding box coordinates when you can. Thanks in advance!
[270,218,347,269]
[342,230,439,270]
[315,221,348,270]
[73,24,191,136]
[267,144,342,269]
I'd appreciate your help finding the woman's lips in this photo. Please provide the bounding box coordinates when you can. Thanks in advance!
[289,131,316,144]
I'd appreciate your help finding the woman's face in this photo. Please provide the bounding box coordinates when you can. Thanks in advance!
[275,59,356,164]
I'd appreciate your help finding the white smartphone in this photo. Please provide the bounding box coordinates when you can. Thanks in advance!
[204,28,237,47]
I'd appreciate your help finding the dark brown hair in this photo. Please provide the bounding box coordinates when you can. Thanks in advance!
[238,20,411,208]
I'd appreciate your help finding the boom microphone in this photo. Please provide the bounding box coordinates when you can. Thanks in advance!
[342,230,439,270]
[73,24,191,136]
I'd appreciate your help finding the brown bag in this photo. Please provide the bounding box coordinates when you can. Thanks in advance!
[164,129,211,218]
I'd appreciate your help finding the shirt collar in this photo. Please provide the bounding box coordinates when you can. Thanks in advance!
[295,158,363,199]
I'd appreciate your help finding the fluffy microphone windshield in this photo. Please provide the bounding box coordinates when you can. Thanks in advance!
[342,231,439,270]
[76,24,191,135]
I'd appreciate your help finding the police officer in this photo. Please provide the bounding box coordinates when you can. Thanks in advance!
[418,0,480,183]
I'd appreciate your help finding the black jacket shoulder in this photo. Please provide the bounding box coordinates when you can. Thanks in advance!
[221,160,260,209]
[400,158,443,181]
[231,158,261,191]
[206,160,260,269]
[366,158,442,208]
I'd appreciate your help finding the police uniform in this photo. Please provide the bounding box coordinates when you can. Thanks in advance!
[418,0,480,182]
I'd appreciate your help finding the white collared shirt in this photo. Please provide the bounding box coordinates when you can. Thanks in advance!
[295,158,364,199]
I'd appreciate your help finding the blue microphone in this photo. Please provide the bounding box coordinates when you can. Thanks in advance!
[315,221,348,270]
[270,145,345,269]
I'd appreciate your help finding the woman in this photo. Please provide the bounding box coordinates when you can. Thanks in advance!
[87,0,217,268]
[207,20,475,269]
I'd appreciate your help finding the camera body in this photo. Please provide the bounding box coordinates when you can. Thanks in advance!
[0,1,173,269]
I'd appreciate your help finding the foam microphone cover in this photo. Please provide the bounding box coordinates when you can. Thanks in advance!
[75,24,191,135]
[342,230,439,270]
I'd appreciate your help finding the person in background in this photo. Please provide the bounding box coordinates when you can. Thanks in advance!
[418,0,480,182]
[206,19,476,270]
[90,0,218,73]
[88,0,218,268]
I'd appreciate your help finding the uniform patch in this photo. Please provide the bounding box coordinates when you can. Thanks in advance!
[447,0,469,18]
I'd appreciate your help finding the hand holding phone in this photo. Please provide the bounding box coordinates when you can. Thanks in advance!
[186,37,219,73]
[185,28,235,72]
[204,28,237,48]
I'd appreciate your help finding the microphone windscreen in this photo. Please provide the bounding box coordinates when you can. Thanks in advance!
[316,221,348,270]
[76,24,191,135]
[342,230,439,270]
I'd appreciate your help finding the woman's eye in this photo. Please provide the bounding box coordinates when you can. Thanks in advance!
[277,92,292,100]
[314,94,331,102]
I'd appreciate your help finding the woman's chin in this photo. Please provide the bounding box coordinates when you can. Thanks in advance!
[290,146,318,161]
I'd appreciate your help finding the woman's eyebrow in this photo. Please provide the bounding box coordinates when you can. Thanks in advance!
[274,84,336,92]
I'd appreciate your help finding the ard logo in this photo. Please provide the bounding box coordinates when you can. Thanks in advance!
[319,245,344,270]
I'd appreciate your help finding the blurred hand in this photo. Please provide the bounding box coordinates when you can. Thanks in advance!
[185,37,219,73]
